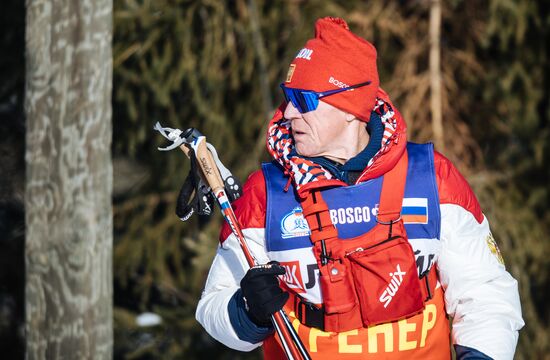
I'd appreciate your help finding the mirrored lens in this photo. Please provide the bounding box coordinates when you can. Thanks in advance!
[281,85,320,113]
[289,89,307,113]
[301,91,319,113]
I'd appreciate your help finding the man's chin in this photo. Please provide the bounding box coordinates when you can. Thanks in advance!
[295,144,318,158]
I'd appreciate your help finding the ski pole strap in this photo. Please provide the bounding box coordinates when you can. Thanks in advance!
[175,168,197,221]
[175,151,214,221]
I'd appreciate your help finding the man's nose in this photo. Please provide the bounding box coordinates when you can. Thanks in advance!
[284,101,302,119]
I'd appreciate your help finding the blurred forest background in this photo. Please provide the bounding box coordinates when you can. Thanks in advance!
[1,0,549,359]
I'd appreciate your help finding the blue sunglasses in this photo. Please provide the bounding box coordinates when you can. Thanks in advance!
[280,80,371,113]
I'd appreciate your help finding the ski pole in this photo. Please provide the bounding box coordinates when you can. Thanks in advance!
[155,124,311,360]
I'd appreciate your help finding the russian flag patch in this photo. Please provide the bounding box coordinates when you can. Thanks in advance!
[402,198,428,224]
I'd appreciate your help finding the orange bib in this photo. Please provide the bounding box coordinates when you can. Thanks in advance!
[263,284,450,360]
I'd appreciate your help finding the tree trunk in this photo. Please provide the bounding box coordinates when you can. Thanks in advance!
[24,0,113,358]
[429,0,444,152]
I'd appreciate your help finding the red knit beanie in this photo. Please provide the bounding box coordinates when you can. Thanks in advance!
[284,17,379,122]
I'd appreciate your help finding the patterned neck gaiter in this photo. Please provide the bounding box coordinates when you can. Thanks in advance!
[267,98,400,193]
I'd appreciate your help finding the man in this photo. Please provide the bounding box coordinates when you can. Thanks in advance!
[196,17,523,359]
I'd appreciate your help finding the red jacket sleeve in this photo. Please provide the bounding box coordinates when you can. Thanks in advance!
[220,169,267,243]
[434,151,483,224]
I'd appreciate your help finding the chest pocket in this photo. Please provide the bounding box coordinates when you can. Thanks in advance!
[299,151,426,332]
[263,143,441,332]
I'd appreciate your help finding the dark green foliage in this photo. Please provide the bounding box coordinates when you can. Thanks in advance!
[112,1,549,358]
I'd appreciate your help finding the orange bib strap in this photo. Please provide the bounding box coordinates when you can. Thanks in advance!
[310,228,338,243]
[377,151,408,224]
[301,190,338,244]
[300,150,409,242]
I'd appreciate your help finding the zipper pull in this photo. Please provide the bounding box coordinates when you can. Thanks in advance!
[345,247,364,257]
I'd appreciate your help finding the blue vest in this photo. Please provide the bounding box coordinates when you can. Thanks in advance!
[262,143,441,301]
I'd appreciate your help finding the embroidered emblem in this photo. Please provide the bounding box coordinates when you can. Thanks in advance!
[281,206,310,239]
[486,232,505,265]
[286,64,296,83]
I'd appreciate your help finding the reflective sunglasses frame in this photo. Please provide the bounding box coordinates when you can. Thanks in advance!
[280,80,371,113]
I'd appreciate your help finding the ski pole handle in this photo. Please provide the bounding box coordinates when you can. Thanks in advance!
[193,138,225,192]
[181,130,310,360]
[177,129,224,192]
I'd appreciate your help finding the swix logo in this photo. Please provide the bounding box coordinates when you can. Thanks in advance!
[379,264,407,308]
[295,48,313,60]
[329,206,376,225]
[280,261,306,293]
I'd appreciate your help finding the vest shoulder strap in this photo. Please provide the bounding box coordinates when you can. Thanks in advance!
[377,150,408,223]
[301,149,409,241]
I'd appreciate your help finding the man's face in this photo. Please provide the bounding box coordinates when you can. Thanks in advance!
[284,100,353,159]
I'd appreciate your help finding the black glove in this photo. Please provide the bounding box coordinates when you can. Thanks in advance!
[240,262,289,327]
